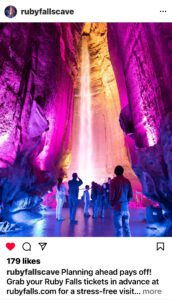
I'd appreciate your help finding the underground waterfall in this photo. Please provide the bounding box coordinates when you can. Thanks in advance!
[69,24,134,188]
[77,36,94,185]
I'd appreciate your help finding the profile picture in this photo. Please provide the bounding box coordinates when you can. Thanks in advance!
[4,5,17,18]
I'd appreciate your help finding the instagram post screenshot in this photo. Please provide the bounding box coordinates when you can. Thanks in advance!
[0,0,172,299]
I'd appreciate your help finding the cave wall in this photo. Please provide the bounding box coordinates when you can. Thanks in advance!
[0,23,82,211]
[108,23,172,212]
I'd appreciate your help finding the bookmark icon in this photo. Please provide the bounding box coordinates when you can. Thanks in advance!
[38,242,47,251]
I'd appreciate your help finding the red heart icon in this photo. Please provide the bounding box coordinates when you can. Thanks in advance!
[6,243,15,251]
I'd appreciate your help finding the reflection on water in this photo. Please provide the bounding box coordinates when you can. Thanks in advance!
[1,207,169,237]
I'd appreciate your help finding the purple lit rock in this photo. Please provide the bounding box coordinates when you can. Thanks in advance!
[160,112,172,192]
[0,23,82,212]
[108,23,172,147]
[108,23,172,213]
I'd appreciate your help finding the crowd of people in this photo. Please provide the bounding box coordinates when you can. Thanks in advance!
[55,165,133,237]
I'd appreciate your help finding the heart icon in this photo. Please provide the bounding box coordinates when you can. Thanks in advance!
[6,243,15,251]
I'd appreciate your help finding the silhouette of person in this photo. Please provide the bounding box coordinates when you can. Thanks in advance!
[103,177,111,208]
[91,182,98,218]
[91,182,104,218]
[68,173,83,224]
[56,178,66,221]
[97,184,105,218]
[83,185,90,217]
[110,165,133,237]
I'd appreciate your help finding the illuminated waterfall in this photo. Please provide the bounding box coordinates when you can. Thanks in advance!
[78,37,94,185]
[69,24,134,189]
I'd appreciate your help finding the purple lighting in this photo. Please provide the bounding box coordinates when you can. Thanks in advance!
[0,22,172,218]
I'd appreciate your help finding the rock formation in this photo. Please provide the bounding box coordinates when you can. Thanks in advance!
[0,23,82,212]
[108,23,172,215]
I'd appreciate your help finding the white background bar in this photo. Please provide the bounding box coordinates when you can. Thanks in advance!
[0,238,171,300]
[0,0,171,22]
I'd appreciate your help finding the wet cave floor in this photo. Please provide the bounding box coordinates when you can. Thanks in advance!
[1,207,171,237]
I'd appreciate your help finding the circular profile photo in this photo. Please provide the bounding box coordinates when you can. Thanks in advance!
[4,5,17,18]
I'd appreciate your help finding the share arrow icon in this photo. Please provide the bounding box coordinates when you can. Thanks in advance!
[38,243,47,251]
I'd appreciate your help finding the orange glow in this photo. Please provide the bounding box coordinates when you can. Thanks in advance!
[69,23,136,186]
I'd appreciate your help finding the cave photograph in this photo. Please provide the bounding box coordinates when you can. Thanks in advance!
[0,23,172,237]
